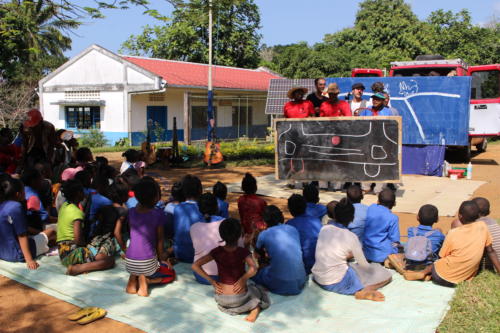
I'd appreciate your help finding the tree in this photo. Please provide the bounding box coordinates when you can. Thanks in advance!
[121,0,262,68]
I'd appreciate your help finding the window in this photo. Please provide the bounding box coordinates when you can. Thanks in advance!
[191,106,217,129]
[232,106,253,127]
[64,91,100,99]
[65,106,101,129]
[471,70,500,100]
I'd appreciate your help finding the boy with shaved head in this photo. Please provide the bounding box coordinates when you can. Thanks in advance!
[404,200,500,286]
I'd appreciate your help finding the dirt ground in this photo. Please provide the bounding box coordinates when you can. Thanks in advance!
[1,144,500,332]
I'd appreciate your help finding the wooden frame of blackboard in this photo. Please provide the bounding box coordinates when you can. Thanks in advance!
[274,116,403,183]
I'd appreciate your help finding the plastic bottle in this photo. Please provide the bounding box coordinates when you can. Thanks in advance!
[466,162,472,180]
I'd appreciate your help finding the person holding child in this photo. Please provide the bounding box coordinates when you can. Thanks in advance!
[0,176,55,269]
[252,205,307,295]
[125,179,175,297]
[404,201,500,286]
[312,199,392,301]
[192,218,269,323]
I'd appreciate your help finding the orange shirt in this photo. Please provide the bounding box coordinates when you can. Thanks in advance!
[319,100,352,117]
[283,100,314,118]
[434,221,492,283]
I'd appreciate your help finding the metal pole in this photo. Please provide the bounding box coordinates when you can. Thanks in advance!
[207,0,214,140]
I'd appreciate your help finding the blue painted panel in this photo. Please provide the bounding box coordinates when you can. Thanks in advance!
[324,77,471,146]
[146,106,168,142]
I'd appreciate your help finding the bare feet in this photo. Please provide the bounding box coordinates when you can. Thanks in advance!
[424,275,432,281]
[403,271,426,281]
[387,254,406,275]
[355,289,385,302]
[137,275,149,297]
[245,307,261,323]
[126,275,138,294]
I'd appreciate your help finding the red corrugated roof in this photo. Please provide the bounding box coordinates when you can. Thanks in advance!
[123,56,282,91]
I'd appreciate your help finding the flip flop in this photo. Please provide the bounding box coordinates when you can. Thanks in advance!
[67,307,100,321]
[76,308,107,325]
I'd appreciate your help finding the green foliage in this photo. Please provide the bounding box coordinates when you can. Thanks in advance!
[121,0,262,68]
[438,270,500,333]
[219,140,274,160]
[114,137,131,147]
[264,0,500,78]
[78,129,109,148]
[151,122,166,143]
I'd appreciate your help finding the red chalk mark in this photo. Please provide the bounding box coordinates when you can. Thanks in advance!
[331,136,341,146]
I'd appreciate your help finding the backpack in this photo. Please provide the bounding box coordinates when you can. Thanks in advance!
[405,227,436,262]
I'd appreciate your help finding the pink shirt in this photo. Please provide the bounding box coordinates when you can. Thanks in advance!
[190,218,244,276]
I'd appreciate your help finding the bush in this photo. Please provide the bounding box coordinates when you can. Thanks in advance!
[115,137,130,147]
[219,140,274,160]
[78,129,108,148]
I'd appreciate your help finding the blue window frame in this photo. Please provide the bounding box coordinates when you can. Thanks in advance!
[65,106,101,129]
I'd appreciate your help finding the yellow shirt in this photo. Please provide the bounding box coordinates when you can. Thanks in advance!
[434,221,492,283]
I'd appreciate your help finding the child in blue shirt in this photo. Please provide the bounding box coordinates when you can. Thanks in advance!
[213,181,229,219]
[346,185,368,243]
[252,205,306,295]
[363,189,401,263]
[173,174,203,262]
[286,194,322,274]
[164,181,184,240]
[303,184,326,220]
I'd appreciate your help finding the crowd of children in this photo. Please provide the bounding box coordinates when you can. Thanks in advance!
[1,131,500,323]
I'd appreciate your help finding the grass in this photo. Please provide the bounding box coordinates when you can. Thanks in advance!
[438,270,500,333]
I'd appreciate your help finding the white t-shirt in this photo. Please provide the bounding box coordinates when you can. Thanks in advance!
[312,224,370,285]
[120,161,133,174]
[350,100,363,113]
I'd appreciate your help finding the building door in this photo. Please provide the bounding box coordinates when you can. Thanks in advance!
[146,106,168,142]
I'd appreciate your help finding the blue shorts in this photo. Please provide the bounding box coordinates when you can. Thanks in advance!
[193,271,219,285]
[252,266,306,296]
[315,267,364,295]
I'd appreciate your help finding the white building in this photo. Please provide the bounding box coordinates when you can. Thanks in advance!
[39,44,282,145]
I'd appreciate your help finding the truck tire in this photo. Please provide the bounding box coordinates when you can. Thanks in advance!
[476,139,487,153]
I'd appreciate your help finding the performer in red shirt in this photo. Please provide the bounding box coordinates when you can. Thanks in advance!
[283,87,314,118]
[320,83,352,117]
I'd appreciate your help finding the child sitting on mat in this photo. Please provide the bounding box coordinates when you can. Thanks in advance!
[192,218,269,323]
[57,180,115,275]
[0,176,55,269]
[125,179,175,297]
[363,189,402,264]
[237,173,267,236]
[312,198,392,301]
[303,184,327,221]
[213,181,229,219]
[404,201,500,286]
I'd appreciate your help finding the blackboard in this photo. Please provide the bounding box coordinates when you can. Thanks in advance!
[275,116,402,182]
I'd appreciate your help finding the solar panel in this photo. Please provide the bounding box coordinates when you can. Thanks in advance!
[265,79,316,114]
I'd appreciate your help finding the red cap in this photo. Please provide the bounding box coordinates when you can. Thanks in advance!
[23,109,43,128]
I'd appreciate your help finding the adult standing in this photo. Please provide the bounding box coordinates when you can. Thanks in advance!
[283,87,314,119]
[319,83,352,117]
[350,83,367,115]
[306,78,328,117]
[20,109,56,169]
[359,93,394,194]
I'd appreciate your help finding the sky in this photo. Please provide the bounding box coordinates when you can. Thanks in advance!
[66,0,500,58]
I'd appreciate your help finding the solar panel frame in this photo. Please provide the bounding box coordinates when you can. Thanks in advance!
[265,79,316,115]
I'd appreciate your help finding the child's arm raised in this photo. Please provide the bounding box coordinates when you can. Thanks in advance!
[233,255,257,293]
[73,219,85,246]
[485,245,500,275]
[18,234,39,270]
[192,254,222,293]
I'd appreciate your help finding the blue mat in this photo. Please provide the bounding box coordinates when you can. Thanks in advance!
[0,256,455,333]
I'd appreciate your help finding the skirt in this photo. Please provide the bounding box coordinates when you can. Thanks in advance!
[58,241,94,267]
[214,282,270,315]
[125,257,160,277]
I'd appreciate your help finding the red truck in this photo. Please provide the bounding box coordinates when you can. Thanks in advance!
[352,56,500,161]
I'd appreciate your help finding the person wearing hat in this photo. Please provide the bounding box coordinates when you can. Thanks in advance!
[283,87,314,119]
[350,83,368,115]
[20,109,57,169]
[306,78,328,117]
[319,83,352,117]
[358,93,393,117]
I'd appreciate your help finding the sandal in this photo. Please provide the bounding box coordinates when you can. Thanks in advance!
[67,307,99,321]
[76,308,107,325]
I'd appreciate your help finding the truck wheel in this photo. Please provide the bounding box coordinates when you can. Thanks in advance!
[476,139,487,153]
